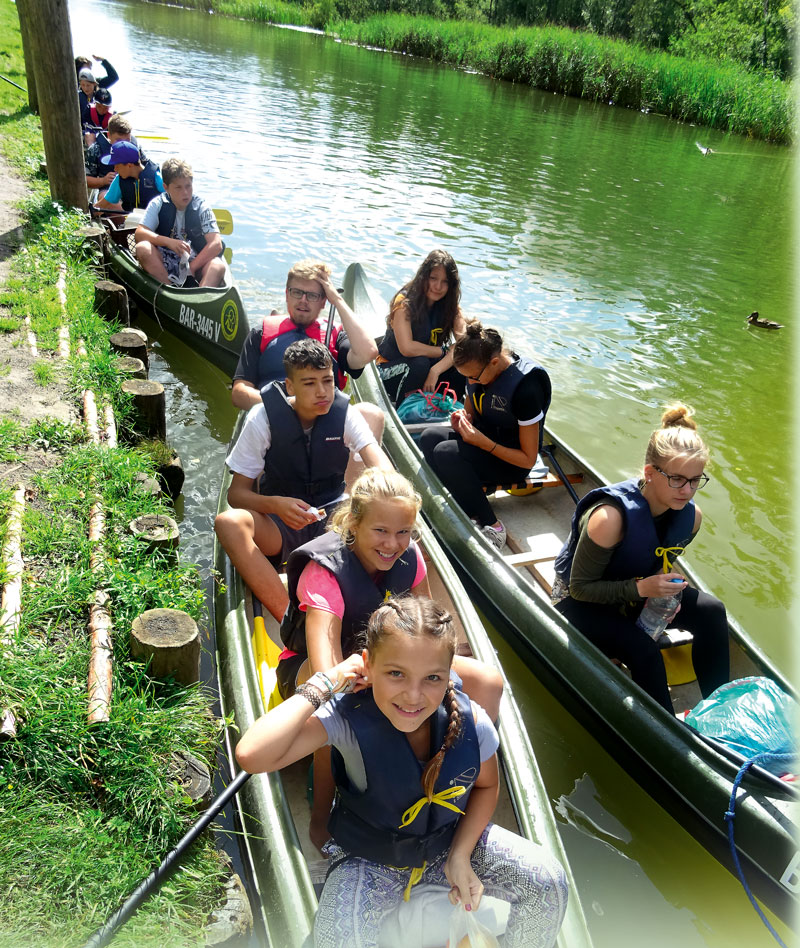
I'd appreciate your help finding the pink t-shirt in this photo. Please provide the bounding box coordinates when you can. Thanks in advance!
[296,540,427,619]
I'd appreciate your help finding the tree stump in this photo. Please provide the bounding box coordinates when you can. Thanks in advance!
[157,452,185,501]
[110,328,148,367]
[128,514,179,554]
[79,224,106,260]
[133,472,162,498]
[121,379,165,440]
[94,280,129,326]
[117,356,148,380]
[169,750,212,809]
[130,608,199,685]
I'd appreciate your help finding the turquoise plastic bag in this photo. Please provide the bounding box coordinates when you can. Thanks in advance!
[685,676,797,775]
[396,382,463,425]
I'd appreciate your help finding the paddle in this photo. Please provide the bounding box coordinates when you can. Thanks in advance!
[251,596,283,710]
[213,208,233,236]
[80,769,252,948]
[541,444,581,505]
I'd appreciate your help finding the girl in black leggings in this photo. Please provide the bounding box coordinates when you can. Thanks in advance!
[551,403,729,712]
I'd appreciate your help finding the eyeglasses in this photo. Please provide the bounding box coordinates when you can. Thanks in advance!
[653,465,710,490]
[466,362,491,384]
[287,287,324,303]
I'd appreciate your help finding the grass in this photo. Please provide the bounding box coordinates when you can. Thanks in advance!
[31,360,54,386]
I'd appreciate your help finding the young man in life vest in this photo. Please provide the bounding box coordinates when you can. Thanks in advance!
[85,87,113,147]
[134,158,226,288]
[215,338,393,622]
[77,58,118,144]
[86,114,146,195]
[95,139,163,213]
[231,259,385,457]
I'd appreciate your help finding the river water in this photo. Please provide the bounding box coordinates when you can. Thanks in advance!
[70,1,793,944]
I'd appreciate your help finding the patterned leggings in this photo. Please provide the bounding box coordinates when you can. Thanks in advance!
[314,823,568,948]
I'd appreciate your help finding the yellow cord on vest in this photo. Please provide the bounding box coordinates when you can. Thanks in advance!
[399,785,467,829]
[655,545,685,573]
[402,863,427,901]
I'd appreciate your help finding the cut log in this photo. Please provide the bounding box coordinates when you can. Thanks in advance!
[121,379,166,441]
[78,224,106,260]
[82,390,100,444]
[130,608,200,685]
[0,484,25,644]
[117,356,147,380]
[128,514,179,553]
[103,405,117,449]
[110,328,148,367]
[133,472,162,498]
[88,588,113,724]
[169,750,212,808]
[157,453,185,501]
[94,280,129,326]
[0,709,17,741]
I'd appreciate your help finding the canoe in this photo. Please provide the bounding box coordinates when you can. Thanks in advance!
[214,412,595,948]
[341,262,800,924]
[101,213,251,378]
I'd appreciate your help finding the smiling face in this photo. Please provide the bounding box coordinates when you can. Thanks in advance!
[284,363,335,425]
[286,277,326,328]
[350,498,417,577]
[364,631,451,734]
[79,78,96,97]
[165,175,193,211]
[425,265,449,306]
[643,454,706,515]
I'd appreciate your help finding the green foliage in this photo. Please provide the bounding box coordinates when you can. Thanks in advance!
[31,360,54,387]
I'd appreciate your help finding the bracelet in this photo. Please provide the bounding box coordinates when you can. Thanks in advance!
[306,671,335,701]
[295,682,325,710]
[489,442,498,454]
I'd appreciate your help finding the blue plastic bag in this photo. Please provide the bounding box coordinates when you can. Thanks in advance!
[396,382,463,425]
[685,676,797,775]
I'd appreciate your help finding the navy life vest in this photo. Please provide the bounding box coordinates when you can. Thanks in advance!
[467,353,551,452]
[156,195,221,257]
[328,687,480,868]
[280,530,418,655]
[378,293,448,363]
[257,314,344,390]
[260,382,349,517]
[554,477,696,587]
[118,159,161,213]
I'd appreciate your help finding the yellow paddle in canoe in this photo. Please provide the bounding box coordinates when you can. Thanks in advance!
[252,597,284,710]
[213,208,233,235]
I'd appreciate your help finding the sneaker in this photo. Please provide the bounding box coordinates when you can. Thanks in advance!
[481,521,507,551]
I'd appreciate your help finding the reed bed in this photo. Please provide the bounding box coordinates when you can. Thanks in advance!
[333,16,792,142]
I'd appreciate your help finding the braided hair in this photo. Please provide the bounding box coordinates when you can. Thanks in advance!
[389,250,462,339]
[365,595,461,801]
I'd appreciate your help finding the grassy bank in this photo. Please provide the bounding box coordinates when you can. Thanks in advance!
[0,9,233,945]
[173,0,792,142]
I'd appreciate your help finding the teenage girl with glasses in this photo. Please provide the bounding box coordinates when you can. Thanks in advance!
[551,403,729,712]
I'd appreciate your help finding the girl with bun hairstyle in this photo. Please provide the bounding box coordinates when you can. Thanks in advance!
[551,404,729,712]
[376,250,467,405]
[420,321,551,550]
[237,595,567,948]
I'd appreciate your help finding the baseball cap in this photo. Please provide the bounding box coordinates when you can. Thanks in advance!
[94,88,112,106]
[78,69,96,83]
[101,140,139,166]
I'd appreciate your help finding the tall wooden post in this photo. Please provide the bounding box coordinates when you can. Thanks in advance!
[14,0,38,114]
[19,0,87,211]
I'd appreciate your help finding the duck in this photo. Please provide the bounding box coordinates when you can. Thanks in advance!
[695,142,713,156]
[747,311,783,330]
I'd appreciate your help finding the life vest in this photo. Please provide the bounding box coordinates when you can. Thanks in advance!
[280,530,418,655]
[553,477,696,586]
[118,159,161,213]
[328,687,480,868]
[466,354,551,451]
[156,195,221,257]
[89,105,111,131]
[377,293,449,363]
[257,314,344,390]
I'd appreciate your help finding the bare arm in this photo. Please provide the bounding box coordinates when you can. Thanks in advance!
[226,471,317,529]
[392,302,443,359]
[305,607,345,672]
[134,224,190,257]
[451,414,539,471]
[316,271,378,369]
[189,231,224,276]
[231,379,263,410]
[359,441,393,472]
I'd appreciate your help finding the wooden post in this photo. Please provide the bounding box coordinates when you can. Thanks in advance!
[94,280,129,326]
[18,0,87,211]
[110,329,148,367]
[128,514,179,553]
[14,0,38,114]
[121,379,166,440]
[0,709,17,741]
[0,484,25,645]
[130,608,200,685]
[117,356,148,380]
[157,453,185,501]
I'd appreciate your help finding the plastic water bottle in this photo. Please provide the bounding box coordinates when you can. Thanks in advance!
[636,578,684,641]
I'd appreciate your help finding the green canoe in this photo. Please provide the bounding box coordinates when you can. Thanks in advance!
[341,262,799,925]
[104,219,250,378]
[214,412,595,948]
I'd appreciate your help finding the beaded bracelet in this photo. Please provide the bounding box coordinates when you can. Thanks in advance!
[295,682,325,710]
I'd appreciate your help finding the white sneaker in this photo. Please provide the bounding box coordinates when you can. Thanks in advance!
[481,522,507,550]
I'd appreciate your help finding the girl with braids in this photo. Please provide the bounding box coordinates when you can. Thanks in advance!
[552,404,730,712]
[420,321,551,551]
[376,250,467,405]
[276,468,502,849]
[237,595,568,948]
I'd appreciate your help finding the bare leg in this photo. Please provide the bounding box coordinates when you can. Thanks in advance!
[452,655,504,721]
[199,257,226,288]
[309,744,336,853]
[345,402,385,488]
[214,508,288,621]
[135,240,171,283]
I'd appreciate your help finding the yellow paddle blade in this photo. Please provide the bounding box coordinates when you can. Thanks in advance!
[213,208,233,235]
[252,616,285,710]
[223,246,233,264]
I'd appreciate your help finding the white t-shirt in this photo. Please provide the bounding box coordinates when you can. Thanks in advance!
[226,399,376,481]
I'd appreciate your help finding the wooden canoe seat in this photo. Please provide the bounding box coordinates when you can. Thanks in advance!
[503,531,562,594]
[483,470,584,495]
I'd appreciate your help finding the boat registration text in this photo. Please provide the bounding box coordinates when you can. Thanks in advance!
[179,303,222,343]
